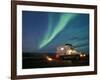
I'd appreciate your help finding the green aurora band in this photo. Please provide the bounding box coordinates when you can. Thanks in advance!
[39,13,77,49]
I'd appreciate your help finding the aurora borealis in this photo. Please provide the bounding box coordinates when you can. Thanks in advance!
[22,11,89,54]
[39,13,77,49]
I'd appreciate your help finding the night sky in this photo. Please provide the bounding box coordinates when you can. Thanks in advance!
[22,11,89,54]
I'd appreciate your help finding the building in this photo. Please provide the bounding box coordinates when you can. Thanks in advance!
[56,44,78,56]
[56,44,80,60]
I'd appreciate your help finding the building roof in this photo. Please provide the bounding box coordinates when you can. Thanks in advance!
[65,44,72,46]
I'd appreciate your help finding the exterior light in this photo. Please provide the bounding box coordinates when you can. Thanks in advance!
[68,50,72,55]
[46,56,53,61]
[60,47,64,51]
[80,54,83,57]
[83,54,86,57]
[80,54,86,57]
